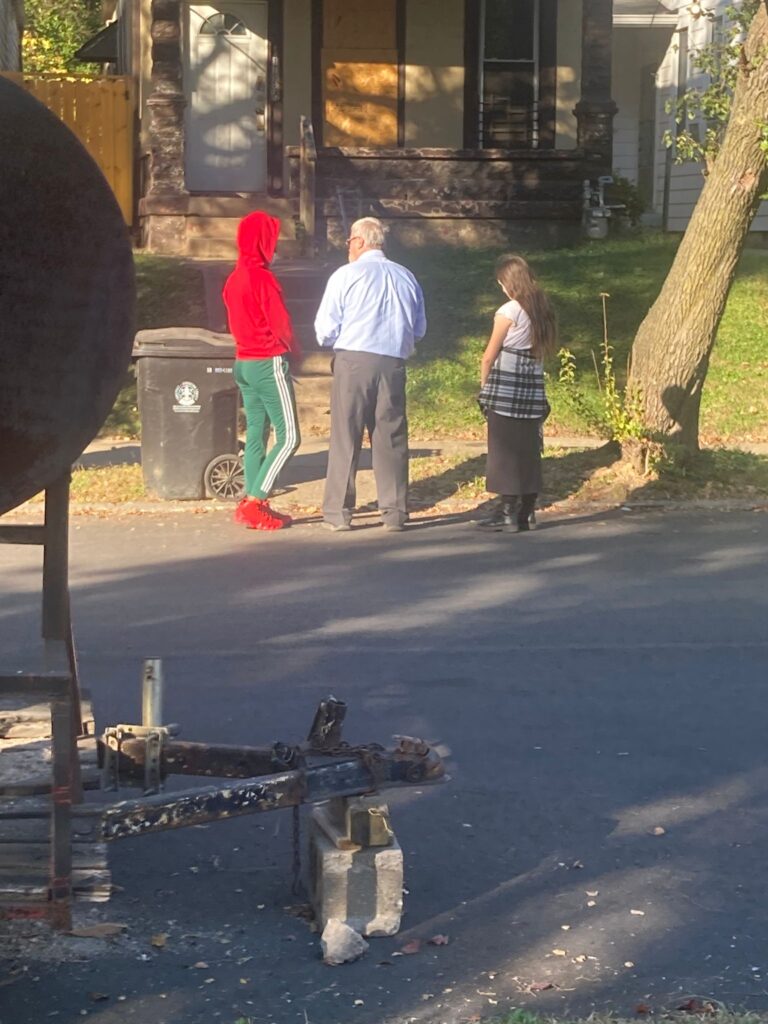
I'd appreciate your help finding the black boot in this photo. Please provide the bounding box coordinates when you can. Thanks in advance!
[518,493,537,531]
[477,496,519,532]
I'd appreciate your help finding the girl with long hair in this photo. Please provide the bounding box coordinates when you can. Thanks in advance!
[477,254,557,532]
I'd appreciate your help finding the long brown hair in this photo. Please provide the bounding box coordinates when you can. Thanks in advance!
[495,254,557,361]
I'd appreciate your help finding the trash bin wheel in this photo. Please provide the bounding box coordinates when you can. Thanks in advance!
[204,453,244,501]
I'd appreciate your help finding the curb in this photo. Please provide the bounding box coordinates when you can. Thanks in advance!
[5,498,766,520]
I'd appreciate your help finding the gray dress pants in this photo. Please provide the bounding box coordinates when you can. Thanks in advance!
[323,349,408,527]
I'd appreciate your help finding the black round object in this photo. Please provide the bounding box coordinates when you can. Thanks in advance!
[0,77,135,515]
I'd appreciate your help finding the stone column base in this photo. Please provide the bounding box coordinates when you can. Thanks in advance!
[140,214,187,254]
[574,99,618,168]
[139,194,190,255]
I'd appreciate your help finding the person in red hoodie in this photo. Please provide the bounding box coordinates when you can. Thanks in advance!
[223,212,301,531]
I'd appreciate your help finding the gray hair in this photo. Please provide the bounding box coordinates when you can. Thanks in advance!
[351,217,387,249]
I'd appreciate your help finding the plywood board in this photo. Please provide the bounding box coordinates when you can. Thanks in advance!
[324,0,396,49]
[323,50,398,147]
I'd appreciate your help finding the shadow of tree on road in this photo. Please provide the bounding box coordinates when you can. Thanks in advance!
[3,502,768,1022]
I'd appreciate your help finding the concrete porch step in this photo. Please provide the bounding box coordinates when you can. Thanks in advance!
[188,194,298,219]
[188,236,305,260]
[188,215,298,240]
[282,297,322,327]
[296,350,332,376]
[185,192,303,260]
[198,259,333,333]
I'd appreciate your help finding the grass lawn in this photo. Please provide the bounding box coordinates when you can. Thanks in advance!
[480,1013,762,1024]
[105,235,767,450]
[398,234,768,444]
[101,255,209,437]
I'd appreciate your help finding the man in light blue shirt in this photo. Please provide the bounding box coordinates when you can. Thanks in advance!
[314,217,427,532]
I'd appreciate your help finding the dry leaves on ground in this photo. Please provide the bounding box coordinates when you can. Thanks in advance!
[676,997,720,1014]
[400,940,422,955]
[529,981,555,993]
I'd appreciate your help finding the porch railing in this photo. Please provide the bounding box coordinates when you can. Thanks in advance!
[479,99,540,149]
[299,115,317,251]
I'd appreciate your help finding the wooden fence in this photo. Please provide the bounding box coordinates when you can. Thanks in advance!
[1,74,136,225]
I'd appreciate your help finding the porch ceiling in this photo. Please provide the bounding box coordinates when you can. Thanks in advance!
[613,0,679,26]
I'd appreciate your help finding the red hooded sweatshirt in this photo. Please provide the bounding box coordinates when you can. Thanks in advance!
[223,212,301,362]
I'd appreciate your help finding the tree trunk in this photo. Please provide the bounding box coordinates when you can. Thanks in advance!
[628,4,768,452]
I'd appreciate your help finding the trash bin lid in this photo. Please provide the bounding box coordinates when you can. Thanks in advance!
[133,328,235,359]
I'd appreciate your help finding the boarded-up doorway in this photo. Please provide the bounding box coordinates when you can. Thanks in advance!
[321,0,400,147]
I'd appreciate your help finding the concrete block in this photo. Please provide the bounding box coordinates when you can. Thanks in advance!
[309,818,404,937]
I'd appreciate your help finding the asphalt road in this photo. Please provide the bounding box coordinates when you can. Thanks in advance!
[2,506,768,1024]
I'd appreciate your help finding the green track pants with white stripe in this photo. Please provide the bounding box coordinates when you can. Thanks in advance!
[234,356,301,500]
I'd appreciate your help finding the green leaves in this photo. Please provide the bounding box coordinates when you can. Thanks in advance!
[22,0,103,75]
[667,2,767,172]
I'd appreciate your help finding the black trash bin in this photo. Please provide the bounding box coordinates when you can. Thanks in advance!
[133,328,243,500]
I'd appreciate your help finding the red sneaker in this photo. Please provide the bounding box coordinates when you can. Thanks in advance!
[240,499,286,531]
[270,507,293,526]
[234,499,250,524]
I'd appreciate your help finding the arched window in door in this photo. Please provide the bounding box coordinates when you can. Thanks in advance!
[199,12,247,35]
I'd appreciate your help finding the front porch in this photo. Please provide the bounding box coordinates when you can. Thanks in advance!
[287,144,599,248]
[136,0,618,255]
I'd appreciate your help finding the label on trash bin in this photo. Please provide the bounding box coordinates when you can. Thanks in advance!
[205,366,233,374]
[173,381,201,413]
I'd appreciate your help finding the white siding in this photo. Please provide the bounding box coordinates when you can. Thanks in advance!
[613,117,639,182]
[612,30,642,182]
[612,25,677,210]
[656,0,768,232]
[665,163,706,230]
[653,37,676,211]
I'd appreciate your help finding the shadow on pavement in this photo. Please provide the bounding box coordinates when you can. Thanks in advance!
[3,506,768,1022]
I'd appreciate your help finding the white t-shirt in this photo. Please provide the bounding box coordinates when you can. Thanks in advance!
[495,299,532,352]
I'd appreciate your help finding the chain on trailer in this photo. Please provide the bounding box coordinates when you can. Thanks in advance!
[96,676,445,895]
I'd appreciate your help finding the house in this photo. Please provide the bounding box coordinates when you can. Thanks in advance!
[647,0,768,231]
[0,0,23,71]
[114,0,764,255]
[109,0,628,254]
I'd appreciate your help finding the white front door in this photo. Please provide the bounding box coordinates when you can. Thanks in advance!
[184,2,268,192]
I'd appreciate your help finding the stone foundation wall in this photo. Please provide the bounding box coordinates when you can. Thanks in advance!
[287,146,596,250]
[287,146,595,203]
[285,147,600,249]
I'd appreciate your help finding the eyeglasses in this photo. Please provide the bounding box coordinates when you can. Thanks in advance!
[346,235,361,246]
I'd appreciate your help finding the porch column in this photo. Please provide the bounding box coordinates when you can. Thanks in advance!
[574,0,617,167]
[140,0,189,254]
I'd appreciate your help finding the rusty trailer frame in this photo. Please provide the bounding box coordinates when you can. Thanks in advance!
[97,697,444,842]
